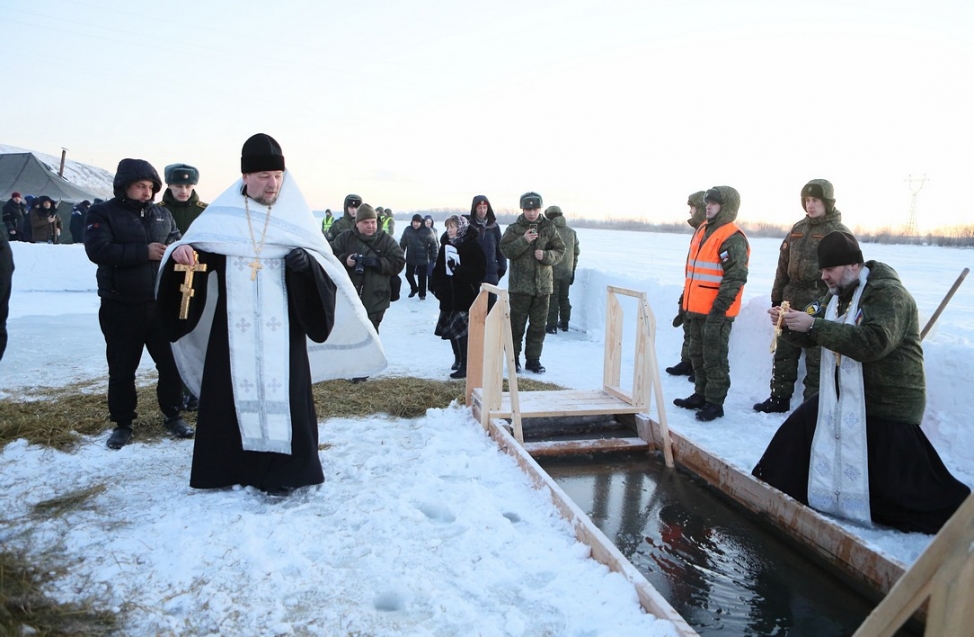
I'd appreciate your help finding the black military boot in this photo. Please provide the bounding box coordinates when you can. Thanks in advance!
[673,393,705,410]
[164,416,195,439]
[753,396,790,413]
[525,359,546,374]
[558,321,569,332]
[545,325,558,335]
[665,360,693,376]
[107,424,133,450]
[695,402,724,422]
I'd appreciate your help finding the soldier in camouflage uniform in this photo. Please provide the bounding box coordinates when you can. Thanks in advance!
[755,179,852,413]
[160,163,208,235]
[673,186,749,422]
[499,192,565,374]
[543,205,579,333]
[753,231,970,534]
[325,194,362,247]
[666,191,708,380]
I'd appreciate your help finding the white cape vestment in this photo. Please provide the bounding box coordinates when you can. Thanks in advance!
[159,172,386,453]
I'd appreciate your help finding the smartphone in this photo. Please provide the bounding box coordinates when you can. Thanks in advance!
[528,223,537,234]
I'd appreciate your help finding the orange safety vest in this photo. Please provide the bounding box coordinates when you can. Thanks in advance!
[682,222,748,317]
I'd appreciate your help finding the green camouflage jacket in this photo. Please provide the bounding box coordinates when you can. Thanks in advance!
[783,260,926,424]
[771,207,851,308]
[548,214,579,279]
[499,213,566,295]
[325,212,355,246]
[331,228,405,314]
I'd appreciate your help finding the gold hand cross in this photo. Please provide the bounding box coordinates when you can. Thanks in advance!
[174,251,208,319]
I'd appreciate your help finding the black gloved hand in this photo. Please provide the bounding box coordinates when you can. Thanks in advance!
[447,257,457,270]
[285,248,312,272]
[361,256,381,269]
[672,312,684,328]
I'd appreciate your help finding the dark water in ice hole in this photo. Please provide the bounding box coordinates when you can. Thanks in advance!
[538,452,920,637]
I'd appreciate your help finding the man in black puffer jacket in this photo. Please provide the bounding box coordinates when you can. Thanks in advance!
[84,158,193,449]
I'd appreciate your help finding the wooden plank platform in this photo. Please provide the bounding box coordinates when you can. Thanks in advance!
[471,387,647,419]
[523,437,650,457]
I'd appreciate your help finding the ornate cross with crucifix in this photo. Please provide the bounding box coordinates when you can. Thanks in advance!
[248,258,262,281]
[175,252,208,319]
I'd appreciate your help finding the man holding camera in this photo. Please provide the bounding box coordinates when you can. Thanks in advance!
[499,191,565,374]
[331,203,405,332]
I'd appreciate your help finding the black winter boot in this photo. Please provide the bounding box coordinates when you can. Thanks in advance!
[753,396,790,413]
[558,321,569,332]
[695,402,724,421]
[107,424,133,450]
[450,339,461,371]
[164,416,195,439]
[665,360,693,376]
[525,359,546,374]
[673,393,705,410]
[545,325,557,335]
[450,337,468,379]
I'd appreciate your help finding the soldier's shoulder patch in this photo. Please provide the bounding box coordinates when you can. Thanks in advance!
[780,240,788,251]
[719,250,729,262]
[196,201,208,208]
[804,300,823,316]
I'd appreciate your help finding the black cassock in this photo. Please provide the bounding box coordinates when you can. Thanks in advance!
[158,251,336,491]
[752,398,971,534]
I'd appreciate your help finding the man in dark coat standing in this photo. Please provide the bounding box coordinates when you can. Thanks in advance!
[84,159,192,449]
[69,200,91,244]
[466,195,506,309]
[158,134,386,495]
[3,192,27,242]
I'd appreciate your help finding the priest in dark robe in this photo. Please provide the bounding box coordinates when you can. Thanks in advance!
[753,231,970,534]
[157,134,386,495]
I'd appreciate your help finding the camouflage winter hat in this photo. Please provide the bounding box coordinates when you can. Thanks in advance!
[544,205,562,218]
[801,179,836,213]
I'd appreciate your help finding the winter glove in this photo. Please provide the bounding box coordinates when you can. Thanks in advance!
[447,257,458,270]
[285,248,312,273]
[672,312,684,328]
[360,256,381,269]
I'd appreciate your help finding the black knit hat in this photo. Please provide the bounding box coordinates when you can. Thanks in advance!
[344,194,362,210]
[519,191,542,210]
[240,133,285,173]
[164,163,199,186]
[817,231,863,268]
[704,187,723,205]
[412,213,424,223]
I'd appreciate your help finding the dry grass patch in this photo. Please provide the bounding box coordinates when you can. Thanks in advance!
[0,382,196,452]
[0,548,116,637]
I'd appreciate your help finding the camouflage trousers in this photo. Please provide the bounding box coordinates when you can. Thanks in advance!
[770,337,820,401]
[685,315,734,405]
[510,292,550,360]
[680,319,691,363]
[546,277,572,328]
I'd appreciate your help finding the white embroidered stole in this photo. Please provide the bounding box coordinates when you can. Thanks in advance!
[808,265,871,524]
[226,256,292,454]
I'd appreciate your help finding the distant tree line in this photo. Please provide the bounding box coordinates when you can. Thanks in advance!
[407,210,974,248]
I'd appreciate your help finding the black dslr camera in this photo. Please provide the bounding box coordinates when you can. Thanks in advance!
[352,254,366,275]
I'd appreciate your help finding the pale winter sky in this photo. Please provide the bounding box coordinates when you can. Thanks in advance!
[3,0,971,231]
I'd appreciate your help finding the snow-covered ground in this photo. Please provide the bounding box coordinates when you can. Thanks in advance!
[2,228,972,635]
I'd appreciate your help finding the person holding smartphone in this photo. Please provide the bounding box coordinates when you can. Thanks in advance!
[499,191,566,374]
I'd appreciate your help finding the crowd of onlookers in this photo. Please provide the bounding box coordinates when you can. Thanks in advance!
[3,191,104,244]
